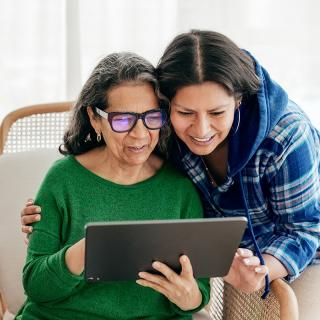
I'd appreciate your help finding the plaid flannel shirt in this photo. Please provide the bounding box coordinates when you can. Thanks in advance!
[171,102,320,282]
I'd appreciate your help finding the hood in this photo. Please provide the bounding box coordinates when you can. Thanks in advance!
[228,52,288,177]
[230,52,288,298]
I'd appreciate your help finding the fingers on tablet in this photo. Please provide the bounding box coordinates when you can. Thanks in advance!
[180,255,194,278]
[255,265,268,275]
[242,256,260,267]
[237,248,253,257]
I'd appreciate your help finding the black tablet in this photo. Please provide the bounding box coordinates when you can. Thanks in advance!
[84,217,247,282]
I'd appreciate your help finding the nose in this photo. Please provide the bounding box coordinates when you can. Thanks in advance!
[129,119,149,138]
[193,114,211,137]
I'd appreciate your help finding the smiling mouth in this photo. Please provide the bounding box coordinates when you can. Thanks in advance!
[128,145,147,152]
[190,135,214,145]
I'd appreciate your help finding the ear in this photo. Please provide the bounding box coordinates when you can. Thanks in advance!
[87,106,101,134]
[235,98,242,109]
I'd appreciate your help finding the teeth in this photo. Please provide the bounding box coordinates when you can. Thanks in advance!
[192,136,212,142]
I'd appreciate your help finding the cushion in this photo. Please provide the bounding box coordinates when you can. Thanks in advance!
[0,149,61,313]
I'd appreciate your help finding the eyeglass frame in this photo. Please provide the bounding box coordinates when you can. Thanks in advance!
[95,107,167,133]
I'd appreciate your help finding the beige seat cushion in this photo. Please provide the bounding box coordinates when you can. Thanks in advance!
[0,149,61,314]
[290,264,320,320]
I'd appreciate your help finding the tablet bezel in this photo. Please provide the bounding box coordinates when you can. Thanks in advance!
[84,217,247,282]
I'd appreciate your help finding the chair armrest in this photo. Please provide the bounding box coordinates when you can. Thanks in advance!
[271,279,298,320]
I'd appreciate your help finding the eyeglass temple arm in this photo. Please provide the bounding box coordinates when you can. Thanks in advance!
[95,107,109,119]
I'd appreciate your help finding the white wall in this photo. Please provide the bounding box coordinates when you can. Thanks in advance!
[0,0,319,127]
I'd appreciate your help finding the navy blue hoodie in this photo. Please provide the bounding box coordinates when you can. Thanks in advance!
[171,52,320,298]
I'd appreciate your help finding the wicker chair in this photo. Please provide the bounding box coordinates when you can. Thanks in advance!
[0,102,72,319]
[205,277,298,320]
[0,101,73,155]
[0,102,299,320]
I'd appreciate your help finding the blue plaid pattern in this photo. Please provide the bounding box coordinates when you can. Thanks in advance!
[171,102,320,282]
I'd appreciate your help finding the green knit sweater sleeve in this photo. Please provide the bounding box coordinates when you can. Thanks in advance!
[22,162,84,303]
[171,180,211,315]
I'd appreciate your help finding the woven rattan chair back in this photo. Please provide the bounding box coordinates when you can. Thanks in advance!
[0,102,73,155]
[207,278,298,320]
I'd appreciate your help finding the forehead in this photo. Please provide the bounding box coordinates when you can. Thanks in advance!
[106,83,158,112]
[173,82,234,108]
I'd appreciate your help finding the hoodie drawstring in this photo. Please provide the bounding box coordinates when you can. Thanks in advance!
[238,173,270,299]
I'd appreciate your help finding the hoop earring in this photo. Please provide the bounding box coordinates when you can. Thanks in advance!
[97,133,102,142]
[231,108,241,135]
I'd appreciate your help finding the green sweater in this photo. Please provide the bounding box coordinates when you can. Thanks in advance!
[17,156,210,320]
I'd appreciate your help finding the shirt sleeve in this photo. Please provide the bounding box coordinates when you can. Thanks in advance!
[22,168,84,303]
[263,120,320,281]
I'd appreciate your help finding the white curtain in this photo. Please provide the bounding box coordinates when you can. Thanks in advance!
[1,0,319,127]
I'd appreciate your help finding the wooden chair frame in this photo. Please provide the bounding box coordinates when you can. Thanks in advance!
[271,279,299,320]
[0,101,73,155]
[0,293,4,319]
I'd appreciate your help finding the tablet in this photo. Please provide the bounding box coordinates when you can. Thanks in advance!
[84,217,247,282]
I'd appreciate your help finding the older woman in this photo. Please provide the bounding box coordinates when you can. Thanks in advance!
[15,52,210,320]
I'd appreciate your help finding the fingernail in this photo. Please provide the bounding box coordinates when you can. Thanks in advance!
[255,267,264,273]
[243,258,250,265]
[35,215,41,221]
[29,226,33,232]
[152,262,159,268]
[36,207,41,213]
[238,248,244,255]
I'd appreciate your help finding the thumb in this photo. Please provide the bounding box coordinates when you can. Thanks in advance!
[180,255,194,279]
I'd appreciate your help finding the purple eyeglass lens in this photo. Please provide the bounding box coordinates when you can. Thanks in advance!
[145,111,165,128]
[112,114,136,132]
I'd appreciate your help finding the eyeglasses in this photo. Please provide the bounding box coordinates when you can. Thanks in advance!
[95,107,167,133]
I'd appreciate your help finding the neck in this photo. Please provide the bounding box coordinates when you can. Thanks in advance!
[204,138,228,161]
[104,156,155,185]
[202,139,229,185]
[76,147,161,185]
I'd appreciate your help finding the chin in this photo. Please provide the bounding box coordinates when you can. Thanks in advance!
[189,148,214,156]
[185,142,217,156]
[127,155,150,166]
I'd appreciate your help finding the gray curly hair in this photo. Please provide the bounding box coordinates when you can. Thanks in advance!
[59,52,170,156]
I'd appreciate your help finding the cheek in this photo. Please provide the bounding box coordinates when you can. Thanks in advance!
[218,119,232,132]
[103,130,124,150]
[226,113,236,130]
[150,131,160,145]
[170,113,189,134]
[216,112,235,132]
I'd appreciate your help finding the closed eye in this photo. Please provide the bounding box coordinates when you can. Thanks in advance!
[177,111,194,116]
[210,111,225,116]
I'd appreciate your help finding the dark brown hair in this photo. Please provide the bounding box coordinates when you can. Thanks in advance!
[156,30,260,104]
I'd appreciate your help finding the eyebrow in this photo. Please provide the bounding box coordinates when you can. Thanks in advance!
[172,101,229,112]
